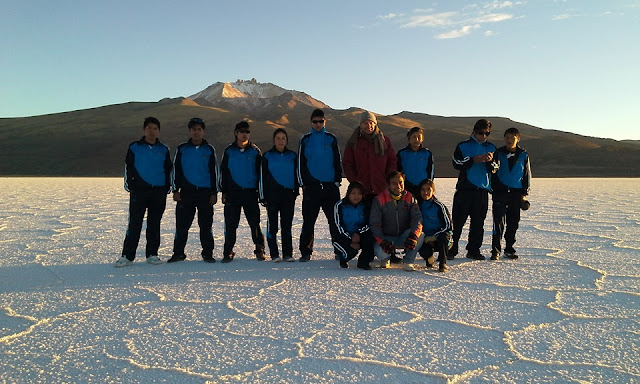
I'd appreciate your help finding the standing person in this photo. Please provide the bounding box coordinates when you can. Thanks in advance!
[396,126,434,198]
[417,179,453,272]
[343,110,397,201]
[260,128,299,262]
[297,109,342,262]
[332,181,374,270]
[168,118,220,264]
[220,121,265,262]
[491,127,532,260]
[450,119,500,260]
[115,116,171,267]
[369,171,424,272]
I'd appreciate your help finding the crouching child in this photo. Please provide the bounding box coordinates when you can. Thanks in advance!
[417,179,453,272]
[331,182,375,270]
[369,171,424,271]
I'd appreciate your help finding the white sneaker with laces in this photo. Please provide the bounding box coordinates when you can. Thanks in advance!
[114,257,133,268]
[403,263,416,272]
[146,255,163,265]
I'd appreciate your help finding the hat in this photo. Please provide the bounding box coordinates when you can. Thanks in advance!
[359,111,377,125]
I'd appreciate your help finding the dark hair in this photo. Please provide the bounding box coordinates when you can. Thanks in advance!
[504,127,520,138]
[386,171,405,184]
[143,116,160,130]
[235,121,250,131]
[188,117,205,129]
[418,179,435,194]
[273,128,288,142]
[407,126,424,138]
[473,119,492,133]
[310,109,325,120]
[345,181,365,198]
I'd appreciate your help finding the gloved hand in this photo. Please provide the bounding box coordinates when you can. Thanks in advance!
[380,240,394,255]
[520,197,530,211]
[404,233,419,250]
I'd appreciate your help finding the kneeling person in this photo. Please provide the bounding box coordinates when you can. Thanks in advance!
[332,182,375,270]
[417,179,453,272]
[369,172,424,271]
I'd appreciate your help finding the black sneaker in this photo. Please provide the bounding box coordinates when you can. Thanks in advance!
[466,252,486,261]
[202,256,216,263]
[221,252,235,263]
[438,263,448,273]
[299,255,311,262]
[339,259,349,268]
[490,253,499,261]
[390,255,402,264]
[167,254,186,263]
[357,263,372,270]
[504,253,519,260]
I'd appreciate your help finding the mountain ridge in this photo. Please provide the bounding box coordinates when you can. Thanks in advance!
[1,80,638,177]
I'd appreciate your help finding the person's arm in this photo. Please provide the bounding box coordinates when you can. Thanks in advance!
[368,197,384,244]
[208,145,219,204]
[426,150,434,180]
[124,145,136,192]
[163,145,172,193]
[297,137,308,187]
[385,138,397,174]
[220,147,231,203]
[259,154,271,203]
[332,135,343,183]
[332,200,351,241]
[522,151,532,195]
[452,144,473,170]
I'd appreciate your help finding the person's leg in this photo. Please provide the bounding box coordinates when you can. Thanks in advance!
[223,200,242,257]
[356,230,375,268]
[467,190,488,256]
[195,191,215,258]
[491,196,507,258]
[280,196,295,259]
[172,191,196,259]
[242,191,265,259]
[145,190,167,257]
[299,186,321,259]
[504,192,522,255]
[121,192,147,260]
[320,184,341,259]
[266,203,281,259]
[451,190,471,257]
[402,230,424,265]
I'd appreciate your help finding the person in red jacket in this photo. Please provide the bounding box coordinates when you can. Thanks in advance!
[343,111,397,202]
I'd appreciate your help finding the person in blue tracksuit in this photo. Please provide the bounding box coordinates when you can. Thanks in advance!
[417,179,453,272]
[168,118,220,263]
[116,116,171,267]
[396,126,434,198]
[331,181,374,270]
[491,127,531,260]
[451,119,500,260]
[297,109,343,262]
[260,128,299,262]
[220,121,265,262]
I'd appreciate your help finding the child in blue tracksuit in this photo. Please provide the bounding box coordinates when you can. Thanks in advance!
[220,121,265,262]
[417,179,453,272]
[169,118,220,263]
[396,126,434,198]
[260,128,299,262]
[331,182,374,270]
[491,127,531,260]
[116,116,171,267]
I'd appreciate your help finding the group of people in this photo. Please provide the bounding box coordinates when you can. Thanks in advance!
[115,110,531,273]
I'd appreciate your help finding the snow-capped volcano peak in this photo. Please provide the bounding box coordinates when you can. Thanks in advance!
[187,79,329,110]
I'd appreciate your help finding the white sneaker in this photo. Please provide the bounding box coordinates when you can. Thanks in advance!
[146,255,163,265]
[114,257,133,268]
[379,258,390,269]
[403,263,416,272]
[272,256,282,263]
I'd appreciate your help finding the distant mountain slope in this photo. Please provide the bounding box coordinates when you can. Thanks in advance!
[1,80,638,177]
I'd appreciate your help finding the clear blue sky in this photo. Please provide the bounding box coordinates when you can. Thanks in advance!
[2,0,639,140]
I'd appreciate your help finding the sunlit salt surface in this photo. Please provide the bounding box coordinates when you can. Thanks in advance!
[0,178,638,383]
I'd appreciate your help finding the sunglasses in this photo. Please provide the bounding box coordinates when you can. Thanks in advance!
[237,129,250,134]
[477,131,491,136]
[311,119,325,124]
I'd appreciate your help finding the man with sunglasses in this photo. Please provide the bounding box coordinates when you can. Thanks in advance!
[450,119,500,260]
[297,109,343,262]
[220,121,266,262]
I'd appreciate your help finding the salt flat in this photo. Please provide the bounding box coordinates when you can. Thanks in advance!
[0,178,638,383]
